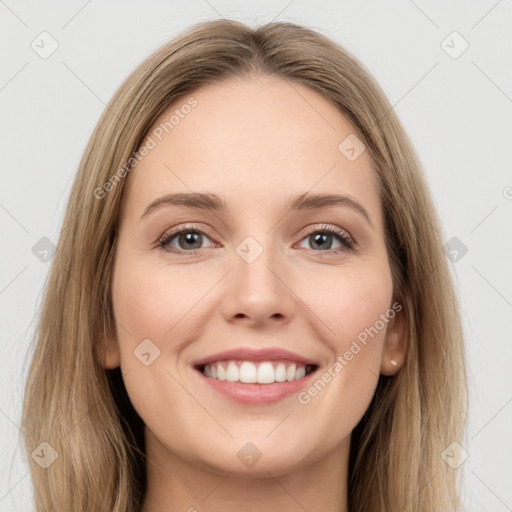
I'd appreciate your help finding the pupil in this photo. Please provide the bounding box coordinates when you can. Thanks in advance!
[312,233,332,250]
[181,232,201,249]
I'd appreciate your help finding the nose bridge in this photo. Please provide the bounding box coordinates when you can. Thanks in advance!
[239,235,279,284]
[221,230,295,324]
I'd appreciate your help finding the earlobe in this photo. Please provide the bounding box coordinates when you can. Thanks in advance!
[380,306,408,376]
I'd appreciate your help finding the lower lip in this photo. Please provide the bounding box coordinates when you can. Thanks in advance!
[195,368,317,404]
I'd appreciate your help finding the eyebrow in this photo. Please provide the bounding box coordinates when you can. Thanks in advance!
[140,191,373,227]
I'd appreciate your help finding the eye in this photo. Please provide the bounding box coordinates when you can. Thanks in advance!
[296,224,355,255]
[156,223,355,255]
[156,224,217,253]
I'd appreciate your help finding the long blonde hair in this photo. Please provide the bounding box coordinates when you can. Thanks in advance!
[21,19,468,511]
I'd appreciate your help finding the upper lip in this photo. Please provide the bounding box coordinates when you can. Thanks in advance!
[192,347,319,367]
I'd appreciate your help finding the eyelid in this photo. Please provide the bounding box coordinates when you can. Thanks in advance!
[298,223,354,245]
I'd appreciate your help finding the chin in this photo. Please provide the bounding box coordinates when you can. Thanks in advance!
[190,435,316,478]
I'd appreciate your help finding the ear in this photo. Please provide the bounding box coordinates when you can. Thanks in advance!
[97,323,121,370]
[380,304,408,376]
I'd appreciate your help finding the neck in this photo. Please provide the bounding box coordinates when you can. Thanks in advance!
[141,431,350,512]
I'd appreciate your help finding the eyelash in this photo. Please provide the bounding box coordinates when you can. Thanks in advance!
[156,223,355,256]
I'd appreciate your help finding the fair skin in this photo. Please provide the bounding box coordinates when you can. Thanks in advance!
[101,75,407,512]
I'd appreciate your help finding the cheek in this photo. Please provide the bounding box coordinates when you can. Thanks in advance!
[111,258,209,348]
[294,261,393,420]
[301,259,394,354]
[331,282,392,356]
[109,258,208,435]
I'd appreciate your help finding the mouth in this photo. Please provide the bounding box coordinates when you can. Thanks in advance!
[195,360,318,384]
[192,348,320,404]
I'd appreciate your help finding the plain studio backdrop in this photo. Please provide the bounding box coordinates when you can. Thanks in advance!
[0,1,511,510]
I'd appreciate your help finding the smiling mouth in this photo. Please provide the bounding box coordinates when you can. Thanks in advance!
[195,360,318,385]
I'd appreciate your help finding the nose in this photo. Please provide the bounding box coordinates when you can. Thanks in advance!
[220,240,296,328]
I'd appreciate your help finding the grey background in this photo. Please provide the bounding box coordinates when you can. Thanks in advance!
[1,0,511,510]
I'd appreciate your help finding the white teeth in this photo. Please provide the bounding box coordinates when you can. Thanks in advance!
[275,363,287,382]
[257,362,275,384]
[202,360,312,384]
[239,361,257,383]
[226,361,238,382]
[286,363,296,382]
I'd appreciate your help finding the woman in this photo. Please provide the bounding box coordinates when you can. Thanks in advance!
[21,18,468,511]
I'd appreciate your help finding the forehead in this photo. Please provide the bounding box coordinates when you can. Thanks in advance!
[122,75,381,224]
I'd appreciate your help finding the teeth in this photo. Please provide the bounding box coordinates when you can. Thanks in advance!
[275,363,287,382]
[286,363,296,382]
[240,361,257,383]
[226,361,238,382]
[202,360,312,384]
[257,362,274,384]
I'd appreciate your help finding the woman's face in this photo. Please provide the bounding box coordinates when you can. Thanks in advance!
[103,75,407,478]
